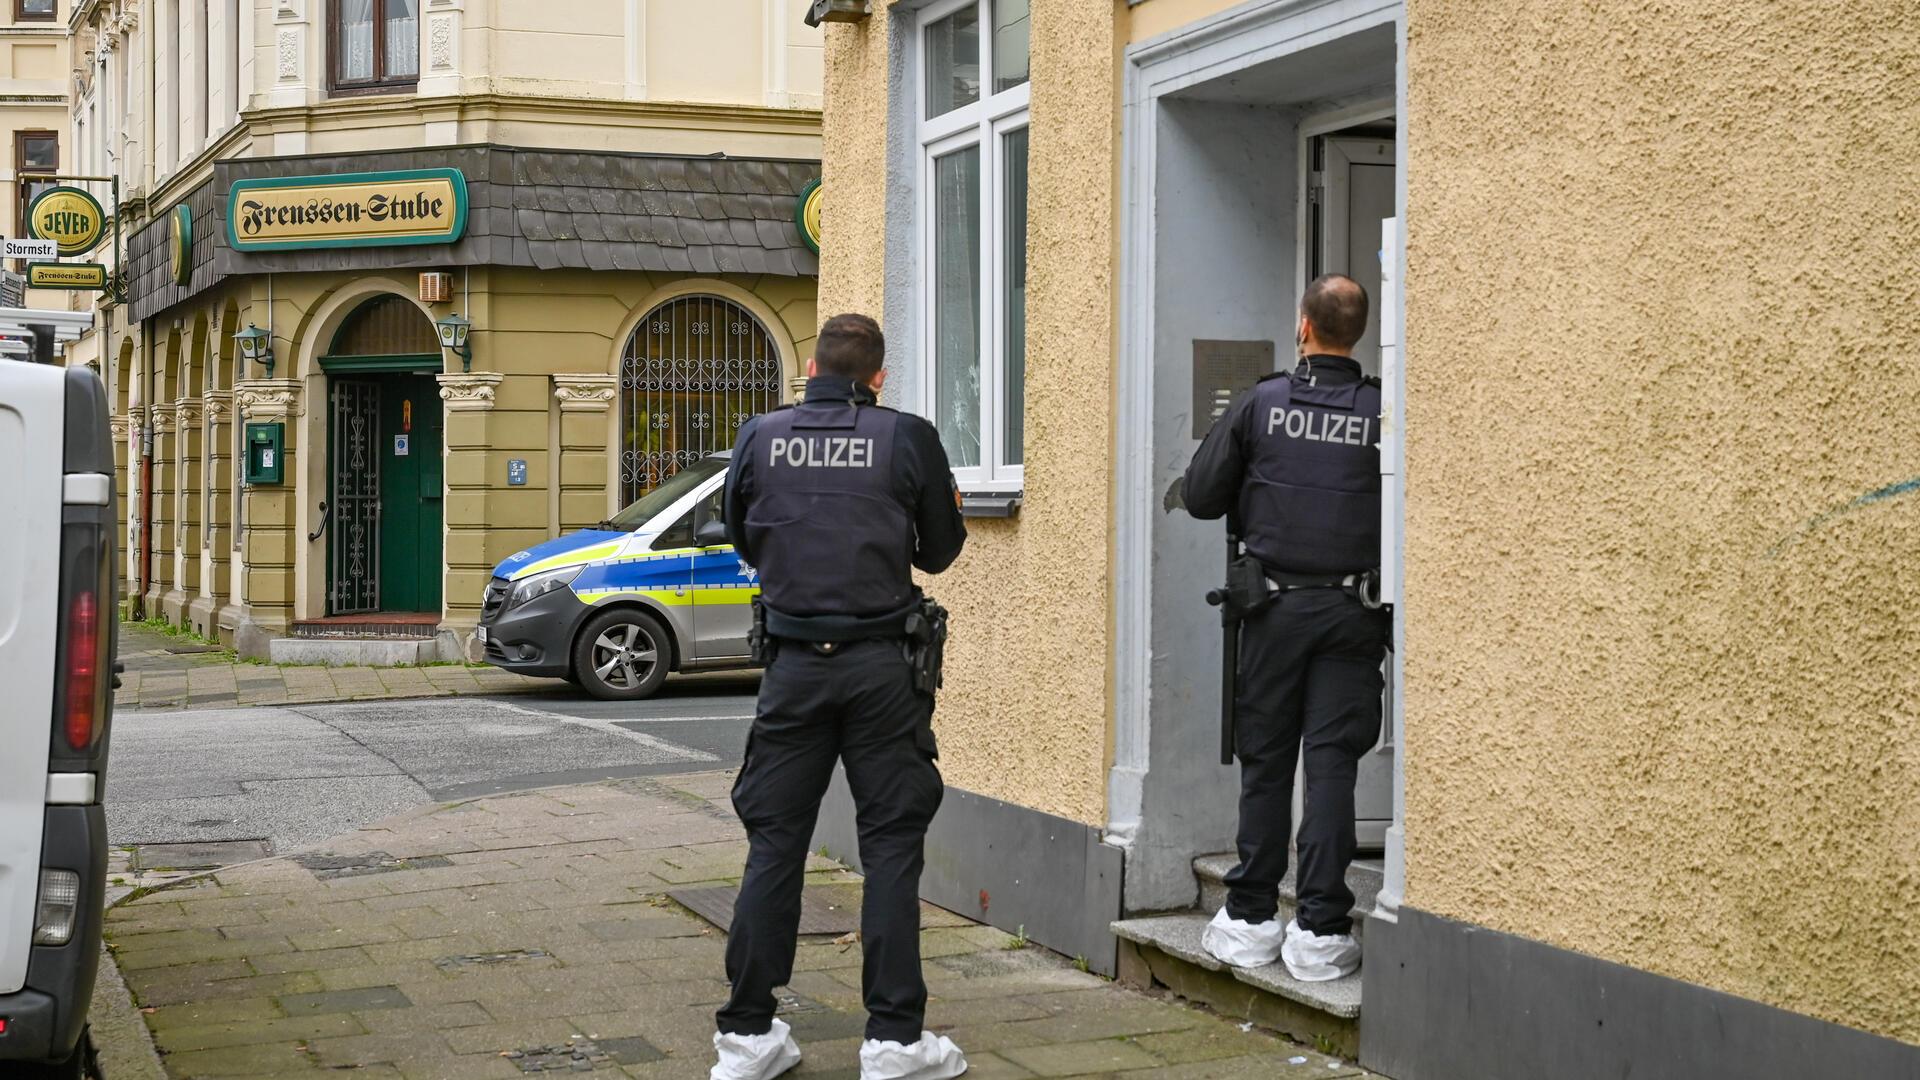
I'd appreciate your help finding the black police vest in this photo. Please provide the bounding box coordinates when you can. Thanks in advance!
[744,401,914,618]
[1239,370,1382,575]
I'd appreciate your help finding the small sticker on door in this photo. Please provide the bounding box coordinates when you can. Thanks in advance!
[394,434,410,457]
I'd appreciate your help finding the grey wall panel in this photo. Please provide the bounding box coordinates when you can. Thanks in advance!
[814,768,1124,977]
[1364,907,1920,1080]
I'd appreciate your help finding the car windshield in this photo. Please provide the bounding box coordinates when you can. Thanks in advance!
[600,456,729,531]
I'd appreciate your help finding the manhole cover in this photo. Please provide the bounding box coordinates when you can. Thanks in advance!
[669,884,860,936]
[130,840,270,871]
[291,851,454,879]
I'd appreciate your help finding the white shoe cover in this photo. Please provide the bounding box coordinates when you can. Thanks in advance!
[1199,907,1284,968]
[1280,918,1361,982]
[858,1031,968,1080]
[710,1017,802,1080]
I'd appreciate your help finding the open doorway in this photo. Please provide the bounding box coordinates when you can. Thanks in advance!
[1112,6,1403,914]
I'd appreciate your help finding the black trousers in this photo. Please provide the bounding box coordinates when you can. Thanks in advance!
[717,639,944,1045]
[1222,588,1389,935]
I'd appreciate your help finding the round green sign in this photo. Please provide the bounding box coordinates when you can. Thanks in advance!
[794,177,822,255]
[169,204,194,285]
[27,185,108,256]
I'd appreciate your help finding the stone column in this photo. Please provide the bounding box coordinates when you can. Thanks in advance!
[553,374,618,533]
[110,412,132,603]
[232,380,302,658]
[439,373,505,654]
[169,397,205,622]
[145,402,176,614]
[193,390,234,638]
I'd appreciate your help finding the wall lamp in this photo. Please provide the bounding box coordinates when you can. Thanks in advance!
[233,323,274,380]
[435,312,473,372]
[804,0,869,28]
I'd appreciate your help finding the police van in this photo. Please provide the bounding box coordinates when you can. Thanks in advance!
[477,451,758,700]
[0,361,117,1078]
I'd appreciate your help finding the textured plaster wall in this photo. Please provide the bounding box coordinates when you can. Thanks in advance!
[819,2,1119,826]
[1402,0,1920,1043]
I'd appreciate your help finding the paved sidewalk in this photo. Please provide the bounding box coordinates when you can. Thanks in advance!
[115,623,550,711]
[103,772,1379,1079]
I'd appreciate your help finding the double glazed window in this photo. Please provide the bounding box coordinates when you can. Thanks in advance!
[331,0,418,92]
[15,0,55,21]
[919,0,1029,490]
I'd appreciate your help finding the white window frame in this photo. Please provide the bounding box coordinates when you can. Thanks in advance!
[914,0,1029,493]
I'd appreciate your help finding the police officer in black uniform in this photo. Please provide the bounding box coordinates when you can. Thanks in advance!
[710,314,969,1080]
[1181,275,1388,983]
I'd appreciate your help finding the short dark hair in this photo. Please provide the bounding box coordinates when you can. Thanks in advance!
[1301,274,1370,351]
[814,313,886,380]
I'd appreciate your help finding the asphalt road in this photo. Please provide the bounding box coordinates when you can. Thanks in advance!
[105,674,758,858]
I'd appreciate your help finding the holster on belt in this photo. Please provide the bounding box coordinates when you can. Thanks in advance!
[748,596,774,664]
[902,595,949,696]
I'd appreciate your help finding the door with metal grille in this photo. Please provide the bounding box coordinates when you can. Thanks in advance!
[329,378,381,614]
[619,296,783,503]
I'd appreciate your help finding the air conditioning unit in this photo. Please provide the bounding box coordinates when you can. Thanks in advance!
[418,272,453,304]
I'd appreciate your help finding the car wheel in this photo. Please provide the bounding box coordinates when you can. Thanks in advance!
[572,608,671,701]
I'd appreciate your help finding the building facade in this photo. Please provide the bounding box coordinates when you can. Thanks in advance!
[3,0,68,308]
[813,1,1920,1077]
[71,0,825,660]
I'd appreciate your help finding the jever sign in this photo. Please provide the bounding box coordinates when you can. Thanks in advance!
[27,186,107,257]
[226,168,468,252]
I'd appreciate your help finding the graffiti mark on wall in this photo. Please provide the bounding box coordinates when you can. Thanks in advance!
[1768,475,1920,558]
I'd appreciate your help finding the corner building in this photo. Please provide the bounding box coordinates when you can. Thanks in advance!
[813,1,1920,1077]
[69,0,826,660]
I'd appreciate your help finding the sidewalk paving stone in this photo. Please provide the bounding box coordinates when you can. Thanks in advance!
[103,772,1382,1079]
[114,623,553,711]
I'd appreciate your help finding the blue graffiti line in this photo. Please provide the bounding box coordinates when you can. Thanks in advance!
[1768,475,1920,558]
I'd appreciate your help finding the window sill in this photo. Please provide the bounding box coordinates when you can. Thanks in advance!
[327,82,420,99]
[959,491,1022,518]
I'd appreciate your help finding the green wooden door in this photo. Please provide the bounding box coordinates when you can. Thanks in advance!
[376,373,444,613]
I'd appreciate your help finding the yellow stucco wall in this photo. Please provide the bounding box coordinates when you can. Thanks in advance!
[821,2,1119,826]
[1402,0,1920,1044]
[1125,0,1246,43]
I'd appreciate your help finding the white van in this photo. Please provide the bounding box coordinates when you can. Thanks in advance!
[0,360,117,1078]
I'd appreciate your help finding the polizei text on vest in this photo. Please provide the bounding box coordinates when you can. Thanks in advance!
[768,436,877,469]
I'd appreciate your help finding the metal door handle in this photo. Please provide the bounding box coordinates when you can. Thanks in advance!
[308,500,331,542]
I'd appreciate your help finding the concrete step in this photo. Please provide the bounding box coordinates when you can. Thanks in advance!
[1111,913,1361,1058]
[1194,853,1385,940]
[267,635,458,666]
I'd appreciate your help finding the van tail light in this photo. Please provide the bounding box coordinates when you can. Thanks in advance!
[65,589,100,752]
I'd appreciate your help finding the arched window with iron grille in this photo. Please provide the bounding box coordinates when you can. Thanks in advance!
[619,295,784,503]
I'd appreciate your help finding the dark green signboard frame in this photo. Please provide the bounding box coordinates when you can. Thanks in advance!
[226,168,469,253]
[25,262,108,290]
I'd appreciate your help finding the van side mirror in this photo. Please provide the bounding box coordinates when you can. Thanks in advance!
[695,518,729,547]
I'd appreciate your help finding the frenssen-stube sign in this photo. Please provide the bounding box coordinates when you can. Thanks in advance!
[226,169,468,252]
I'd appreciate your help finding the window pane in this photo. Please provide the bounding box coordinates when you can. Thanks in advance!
[385,0,419,79]
[993,0,1029,92]
[925,4,979,118]
[1002,127,1028,467]
[932,145,982,469]
[19,0,54,15]
[20,135,56,170]
[338,0,375,83]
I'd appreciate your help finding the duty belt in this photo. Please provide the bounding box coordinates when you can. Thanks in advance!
[761,601,917,644]
[1266,568,1386,610]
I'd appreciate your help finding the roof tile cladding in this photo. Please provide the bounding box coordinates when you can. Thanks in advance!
[129,145,819,320]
